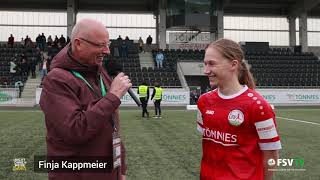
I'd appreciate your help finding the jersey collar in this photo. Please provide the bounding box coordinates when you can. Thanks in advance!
[217,85,248,99]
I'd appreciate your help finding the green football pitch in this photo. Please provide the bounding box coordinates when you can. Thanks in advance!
[0,108,319,180]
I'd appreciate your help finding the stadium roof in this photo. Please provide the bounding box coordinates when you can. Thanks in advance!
[1,0,320,17]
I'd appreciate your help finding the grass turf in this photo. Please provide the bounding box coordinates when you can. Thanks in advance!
[0,108,319,180]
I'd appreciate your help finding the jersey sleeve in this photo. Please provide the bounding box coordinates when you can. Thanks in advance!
[196,109,204,134]
[196,95,205,135]
[251,97,282,150]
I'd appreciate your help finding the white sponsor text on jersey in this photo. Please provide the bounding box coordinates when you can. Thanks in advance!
[203,127,238,146]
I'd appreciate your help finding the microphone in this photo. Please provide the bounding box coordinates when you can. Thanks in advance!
[105,59,141,107]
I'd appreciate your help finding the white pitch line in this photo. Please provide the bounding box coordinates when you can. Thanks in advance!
[277,116,320,126]
[0,110,42,112]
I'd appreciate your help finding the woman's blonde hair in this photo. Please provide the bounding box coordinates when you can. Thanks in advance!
[207,38,256,89]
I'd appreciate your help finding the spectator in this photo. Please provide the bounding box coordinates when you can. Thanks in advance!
[57,41,63,49]
[146,35,152,45]
[47,35,53,46]
[24,35,29,45]
[53,35,59,47]
[41,59,48,81]
[30,58,37,78]
[138,37,144,53]
[27,58,32,77]
[121,41,128,58]
[124,36,130,46]
[0,76,8,86]
[21,54,28,76]
[155,50,164,68]
[10,59,17,74]
[113,42,120,57]
[38,51,44,70]
[41,33,46,50]
[41,51,51,72]
[117,35,123,41]
[47,55,52,73]
[36,34,42,50]
[190,90,199,105]
[14,81,24,98]
[117,36,123,56]
[25,35,29,46]
[8,34,14,47]
[59,35,66,47]
[25,35,32,47]
[20,38,25,47]
[14,57,22,74]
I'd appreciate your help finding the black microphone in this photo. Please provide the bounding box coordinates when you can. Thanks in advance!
[105,59,141,107]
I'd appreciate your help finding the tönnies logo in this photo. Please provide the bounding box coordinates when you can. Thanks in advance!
[205,110,215,115]
[268,158,305,171]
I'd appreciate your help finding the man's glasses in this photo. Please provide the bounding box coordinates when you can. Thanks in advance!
[79,38,110,49]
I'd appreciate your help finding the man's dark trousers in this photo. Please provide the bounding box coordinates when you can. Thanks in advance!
[140,97,149,117]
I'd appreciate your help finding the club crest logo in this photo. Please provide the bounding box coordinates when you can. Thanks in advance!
[12,158,27,171]
[228,110,244,126]
[268,159,276,166]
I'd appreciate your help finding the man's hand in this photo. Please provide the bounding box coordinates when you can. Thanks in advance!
[109,73,132,99]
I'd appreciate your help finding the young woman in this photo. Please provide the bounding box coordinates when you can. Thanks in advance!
[197,38,281,180]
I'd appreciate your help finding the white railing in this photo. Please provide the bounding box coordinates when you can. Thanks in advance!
[0,87,19,104]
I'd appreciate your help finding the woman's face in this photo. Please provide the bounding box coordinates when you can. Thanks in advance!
[203,47,237,87]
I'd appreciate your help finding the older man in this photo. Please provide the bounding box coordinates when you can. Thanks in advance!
[40,19,131,180]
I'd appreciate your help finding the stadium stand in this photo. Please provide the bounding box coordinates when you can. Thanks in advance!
[151,47,319,88]
[153,49,204,62]
[0,43,39,88]
[109,42,181,87]
[246,48,320,87]
[2,37,319,91]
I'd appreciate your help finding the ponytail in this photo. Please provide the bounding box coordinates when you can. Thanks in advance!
[239,60,256,89]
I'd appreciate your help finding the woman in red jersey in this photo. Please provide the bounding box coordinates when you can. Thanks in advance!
[197,38,281,180]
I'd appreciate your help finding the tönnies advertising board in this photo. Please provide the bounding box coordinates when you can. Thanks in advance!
[257,89,320,105]
[36,88,320,106]
[169,32,213,50]
[37,88,190,106]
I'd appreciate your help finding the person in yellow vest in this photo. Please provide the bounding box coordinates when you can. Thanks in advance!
[151,82,163,118]
[137,82,150,118]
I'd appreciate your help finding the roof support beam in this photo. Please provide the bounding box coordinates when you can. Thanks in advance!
[289,0,320,17]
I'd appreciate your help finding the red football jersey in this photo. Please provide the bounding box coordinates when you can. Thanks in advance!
[197,86,281,180]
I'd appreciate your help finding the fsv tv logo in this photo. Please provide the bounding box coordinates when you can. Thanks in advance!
[268,158,305,171]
